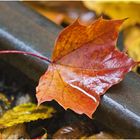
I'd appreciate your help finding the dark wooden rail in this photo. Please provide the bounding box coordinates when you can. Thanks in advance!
[0,2,140,138]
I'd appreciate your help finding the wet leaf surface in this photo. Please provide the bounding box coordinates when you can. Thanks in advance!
[36,18,136,118]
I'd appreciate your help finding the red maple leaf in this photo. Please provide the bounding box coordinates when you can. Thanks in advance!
[0,17,136,119]
[36,17,137,118]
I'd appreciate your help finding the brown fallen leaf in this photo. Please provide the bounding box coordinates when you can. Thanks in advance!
[36,17,137,118]
[53,121,95,139]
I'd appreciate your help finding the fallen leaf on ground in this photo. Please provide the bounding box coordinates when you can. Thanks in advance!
[83,1,140,29]
[53,121,94,139]
[0,103,55,129]
[36,18,136,118]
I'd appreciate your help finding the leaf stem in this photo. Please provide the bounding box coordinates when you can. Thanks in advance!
[0,50,52,63]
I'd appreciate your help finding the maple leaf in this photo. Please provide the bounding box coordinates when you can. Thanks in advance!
[36,17,136,118]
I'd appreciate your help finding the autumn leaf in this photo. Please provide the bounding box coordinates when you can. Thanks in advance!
[36,17,136,118]
[0,103,55,129]
[82,1,140,71]
[83,1,140,29]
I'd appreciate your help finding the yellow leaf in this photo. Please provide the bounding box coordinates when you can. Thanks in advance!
[0,103,55,129]
[124,26,140,70]
[83,1,140,29]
